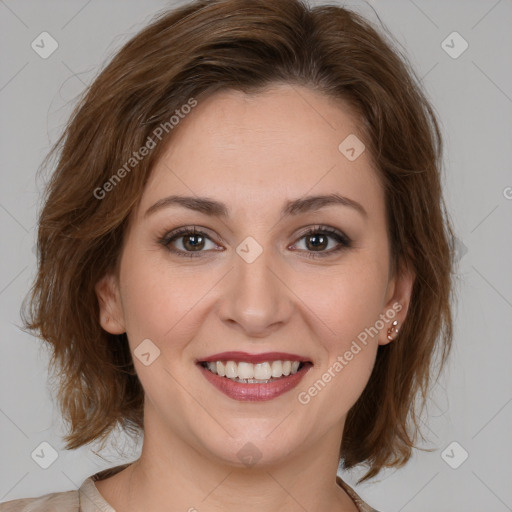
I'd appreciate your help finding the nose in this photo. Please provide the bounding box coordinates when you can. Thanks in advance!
[217,243,294,338]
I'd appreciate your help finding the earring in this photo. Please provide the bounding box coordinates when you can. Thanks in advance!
[387,320,399,341]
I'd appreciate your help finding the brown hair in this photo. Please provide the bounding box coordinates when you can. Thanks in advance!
[23,0,456,482]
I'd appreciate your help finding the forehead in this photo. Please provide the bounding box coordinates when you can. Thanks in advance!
[138,84,384,221]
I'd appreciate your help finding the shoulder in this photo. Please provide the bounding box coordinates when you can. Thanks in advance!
[336,476,381,512]
[0,463,130,512]
[0,489,78,512]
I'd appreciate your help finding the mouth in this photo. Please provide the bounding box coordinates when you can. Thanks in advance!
[200,360,307,383]
[196,352,313,401]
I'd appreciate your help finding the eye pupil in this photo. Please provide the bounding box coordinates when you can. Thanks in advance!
[307,234,328,251]
[184,234,204,250]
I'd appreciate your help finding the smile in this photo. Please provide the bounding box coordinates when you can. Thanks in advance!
[197,351,313,401]
[201,360,303,383]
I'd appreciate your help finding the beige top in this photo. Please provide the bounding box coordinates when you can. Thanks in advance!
[0,464,379,512]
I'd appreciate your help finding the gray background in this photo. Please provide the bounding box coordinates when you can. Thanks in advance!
[1,1,511,511]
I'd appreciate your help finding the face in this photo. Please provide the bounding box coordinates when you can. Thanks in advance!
[96,84,414,468]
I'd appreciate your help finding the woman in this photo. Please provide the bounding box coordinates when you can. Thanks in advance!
[1,0,455,510]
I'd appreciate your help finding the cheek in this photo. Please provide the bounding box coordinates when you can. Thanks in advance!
[308,257,389,347]
[296,265,385,420]
[118,248,202,347]
[294,256,388,409]
[118,247,230,374]
[322,259,389,401]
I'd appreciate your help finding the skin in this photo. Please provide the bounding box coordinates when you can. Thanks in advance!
[95,84,415,512]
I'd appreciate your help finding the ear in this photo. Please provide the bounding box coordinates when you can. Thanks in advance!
[378,260,415,346]
[95,273,126,334]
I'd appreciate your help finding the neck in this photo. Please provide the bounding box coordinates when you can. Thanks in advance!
[98,403,358,512]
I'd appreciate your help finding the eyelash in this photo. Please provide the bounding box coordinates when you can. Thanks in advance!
[158,225,352,259]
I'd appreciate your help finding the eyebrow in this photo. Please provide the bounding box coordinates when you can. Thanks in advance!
[144,193,367,219]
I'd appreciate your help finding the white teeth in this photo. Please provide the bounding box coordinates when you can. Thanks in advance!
[224,361,237,379]
[237,362,254,379]
[203,359,304,381]
[254,362,272,380]
[216,361,226,377]
[271,360,283,377]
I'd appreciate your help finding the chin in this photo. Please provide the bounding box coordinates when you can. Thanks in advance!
[194,423,303,469]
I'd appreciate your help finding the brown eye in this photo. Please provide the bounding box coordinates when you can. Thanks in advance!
[292,226,351,259]
[159,227,218,258]
[304,232,329,251]
[181,232,206,251]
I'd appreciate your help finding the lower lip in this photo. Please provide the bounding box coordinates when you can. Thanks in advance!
[198,363,312,402]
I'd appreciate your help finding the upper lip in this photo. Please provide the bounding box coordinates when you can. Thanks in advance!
[197,351,311,364]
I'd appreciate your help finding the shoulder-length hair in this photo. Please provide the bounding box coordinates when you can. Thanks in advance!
[23,0,456,482]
